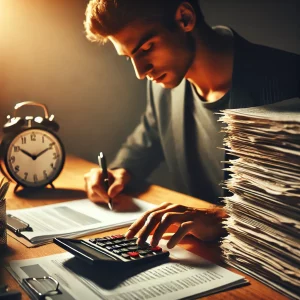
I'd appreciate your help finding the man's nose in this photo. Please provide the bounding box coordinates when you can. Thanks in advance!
[131,58,153,80]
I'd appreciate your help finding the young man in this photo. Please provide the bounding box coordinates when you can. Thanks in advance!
[83,0,300,248]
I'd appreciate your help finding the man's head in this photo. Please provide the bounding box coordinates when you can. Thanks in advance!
[84,0,205,88]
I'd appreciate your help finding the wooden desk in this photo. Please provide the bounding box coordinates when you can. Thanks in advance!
[3,155,288,300]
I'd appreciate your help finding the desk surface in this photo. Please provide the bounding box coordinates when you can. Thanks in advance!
[3,155,288,300]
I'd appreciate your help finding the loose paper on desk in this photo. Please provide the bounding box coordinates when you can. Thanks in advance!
[7,197,155,246]
[7,239,247,300]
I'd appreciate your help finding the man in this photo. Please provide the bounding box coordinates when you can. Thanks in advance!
[83,0,300,248]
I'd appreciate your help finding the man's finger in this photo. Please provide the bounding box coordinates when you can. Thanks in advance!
[167,221,194,249]
[136,204,182,244]
[150,212,189,246]
[108,178,124,198]
[88,181,108,202]
[125,202,171,239]
[87,171,108,202]
[136,210,166,245]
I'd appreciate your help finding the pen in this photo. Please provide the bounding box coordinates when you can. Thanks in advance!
[98,152,113,210]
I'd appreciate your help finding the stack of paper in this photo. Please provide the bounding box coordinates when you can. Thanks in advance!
[218,98,300,299]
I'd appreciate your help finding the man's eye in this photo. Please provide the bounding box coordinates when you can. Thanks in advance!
[142,42,153,53]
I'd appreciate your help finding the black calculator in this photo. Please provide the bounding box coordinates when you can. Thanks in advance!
[54,234,170,268]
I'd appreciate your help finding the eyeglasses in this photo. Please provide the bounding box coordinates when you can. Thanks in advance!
[23,276,60,299]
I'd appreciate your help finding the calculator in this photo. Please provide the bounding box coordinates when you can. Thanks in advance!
[54,234,170,268]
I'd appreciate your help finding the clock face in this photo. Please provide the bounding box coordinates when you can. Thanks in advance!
[5,128,65,188]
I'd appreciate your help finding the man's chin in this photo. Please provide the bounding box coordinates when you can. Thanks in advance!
[156,79,183,89]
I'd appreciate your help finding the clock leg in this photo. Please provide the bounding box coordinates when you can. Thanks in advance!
[13,184,20,194]
[49,183,55,189]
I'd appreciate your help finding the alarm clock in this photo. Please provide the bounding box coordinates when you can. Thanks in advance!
[0,101,65,191]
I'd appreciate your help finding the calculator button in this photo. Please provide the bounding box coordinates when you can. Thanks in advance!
[127,242,138,246]
[127,246,139,251]
[111,245,122,249]
[124,237,137,243]
[119,243,129,247]
[96,242,106,247]
[121,253,130,259]
[113,250,122,255]
[120,248,129,253]
[103,236,114,240]
[95,238,107,243]
[111,234,124,239]
[125,237,137,242]
[89,239,97,243]
[151,246,162,252]
[138,250,151,256]
[112,239,125,244]
[104,241,114,246]
[106,246,113,251]
[128,252,140,258]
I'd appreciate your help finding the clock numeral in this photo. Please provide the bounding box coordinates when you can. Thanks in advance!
[14,146,20,152]
[33,174,38,182]
[50,163,56,170]
[21,137,27,144]
[24,172,28,180]
[42,135,46,143]
[49,142,55,149]
[53,153,59,160]
[14,165,20,173]
[31,133,36,141]
[43,170,48,179]
[9,156,15,163]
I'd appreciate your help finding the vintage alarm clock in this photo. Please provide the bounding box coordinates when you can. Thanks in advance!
[0,101,65,191]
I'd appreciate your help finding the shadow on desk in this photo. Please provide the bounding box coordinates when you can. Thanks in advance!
[3,245,17,257]
[14,188,87,201]
[63,257,167,290]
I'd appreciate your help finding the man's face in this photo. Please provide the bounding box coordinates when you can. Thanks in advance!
[108,19,196,89]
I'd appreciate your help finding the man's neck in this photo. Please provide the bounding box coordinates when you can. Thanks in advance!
[185,25,234,103]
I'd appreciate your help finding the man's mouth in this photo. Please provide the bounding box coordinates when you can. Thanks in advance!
[153,73,166,83]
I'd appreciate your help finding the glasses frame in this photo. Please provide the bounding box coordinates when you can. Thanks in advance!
[23,275,60,299]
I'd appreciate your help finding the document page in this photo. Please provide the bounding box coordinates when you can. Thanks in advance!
[7,240,247,300]
[7,198,155,244]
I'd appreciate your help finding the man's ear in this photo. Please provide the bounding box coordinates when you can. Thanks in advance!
[175,2,196,32]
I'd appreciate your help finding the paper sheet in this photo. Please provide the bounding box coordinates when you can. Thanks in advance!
[7,197,155,245]
[7,239,247,300]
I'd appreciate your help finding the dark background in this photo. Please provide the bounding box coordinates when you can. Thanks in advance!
[0,0,299,189]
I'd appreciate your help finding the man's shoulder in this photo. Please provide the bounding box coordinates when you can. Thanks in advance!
[230,29,300,106]
[234,30,300,73]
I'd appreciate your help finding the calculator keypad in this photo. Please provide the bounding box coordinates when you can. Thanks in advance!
[88,234,164,262]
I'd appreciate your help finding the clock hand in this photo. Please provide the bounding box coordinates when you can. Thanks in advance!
[35,147,51,159]
[20,148,35,160]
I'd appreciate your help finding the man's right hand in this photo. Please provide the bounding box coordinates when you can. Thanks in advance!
[84,167,131,203]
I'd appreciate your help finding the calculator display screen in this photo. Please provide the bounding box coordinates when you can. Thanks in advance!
[73,241,117,261]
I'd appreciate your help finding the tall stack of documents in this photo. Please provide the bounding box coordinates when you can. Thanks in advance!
[219,98,300,299]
